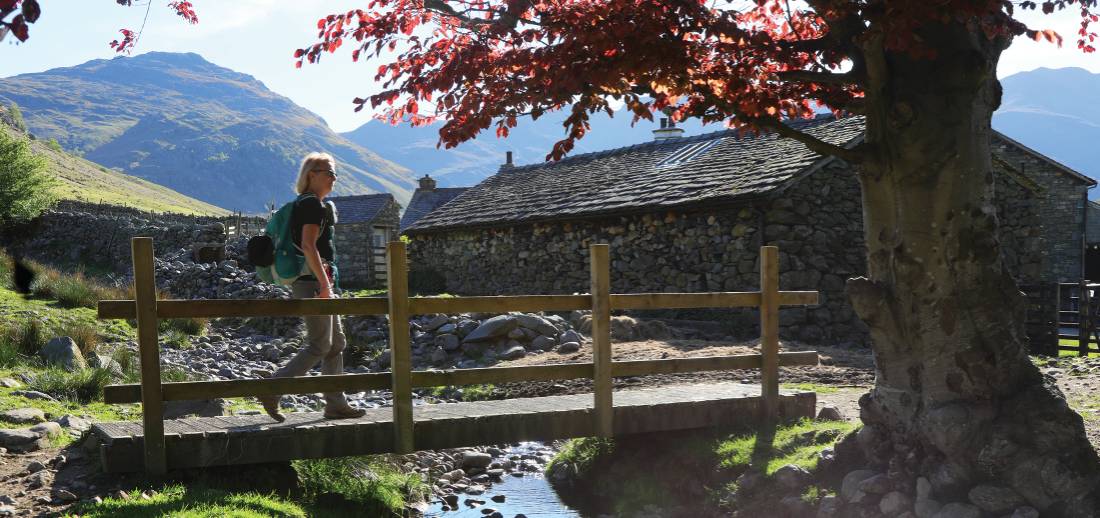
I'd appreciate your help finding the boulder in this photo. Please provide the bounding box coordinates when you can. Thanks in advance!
[436,334,461,351]
[463,316,519,343]
[880,491,913,516]
[460,451,493,469]
[499,345,526,360]
[514,314,559,337]
[817,406,844,421]
[0,378,21,388]
[840,470,877,502]
[0,408,45,425]
[530,336,556,351]
[423,315,450,332]
[89,354,124,377]
[558,342,581,353]
[773,464,810,489]
[0,428,48,453]
[636,320,672,340]
[1010,507,1039,518]
[56,415,91,433]
[609,316,637,340]
[40,337,87,371]
[560,330,584,344]
[967,485,1025,515]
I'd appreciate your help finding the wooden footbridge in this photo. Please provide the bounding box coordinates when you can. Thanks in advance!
[92,239,821,473]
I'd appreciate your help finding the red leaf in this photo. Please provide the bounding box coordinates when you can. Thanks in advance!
[21,0,40,24]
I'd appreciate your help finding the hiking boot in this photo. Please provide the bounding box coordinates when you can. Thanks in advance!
[259,395,285,423]
[323,405,366,420]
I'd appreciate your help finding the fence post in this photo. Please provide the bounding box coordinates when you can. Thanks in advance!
[590,244,613,437]
[760,246,780,422]
[1080,280,1090,357]
[132,237,166,474]
[387,241,414,453]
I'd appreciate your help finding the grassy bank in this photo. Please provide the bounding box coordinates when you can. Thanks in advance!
[547,418,858,516]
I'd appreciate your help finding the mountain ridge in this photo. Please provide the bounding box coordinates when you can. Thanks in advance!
[0,52,416,213]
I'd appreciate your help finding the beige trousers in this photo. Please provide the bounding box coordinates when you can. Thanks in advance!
[272,279,349,408]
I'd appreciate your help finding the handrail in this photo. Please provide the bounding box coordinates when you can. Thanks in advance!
[98,238,820,473]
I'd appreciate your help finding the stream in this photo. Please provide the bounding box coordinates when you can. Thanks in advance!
[422,442,590,518]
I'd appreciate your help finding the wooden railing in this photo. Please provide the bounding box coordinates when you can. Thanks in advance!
[1056,281,1100,356]
[98,238,820,473]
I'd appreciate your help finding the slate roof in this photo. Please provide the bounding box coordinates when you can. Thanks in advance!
[327,193,396,225]
[400,187,470,231]
[405,115,864,234]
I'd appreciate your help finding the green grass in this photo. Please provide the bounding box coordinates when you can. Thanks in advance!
[0,368,137,425]
[546,437,616,479]
[65,484,310,518]
[27,366,115,404]
[429,383,498,402]
[293,456,429,516]
[1055,338,1100,358]
[779,382,841,395]
[716,418,859,476]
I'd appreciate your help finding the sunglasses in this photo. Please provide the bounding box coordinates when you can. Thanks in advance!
[312,169,338,179]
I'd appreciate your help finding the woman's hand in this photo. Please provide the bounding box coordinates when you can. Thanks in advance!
[316,285,334,299]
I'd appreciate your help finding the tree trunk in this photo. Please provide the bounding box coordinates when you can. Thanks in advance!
[847,22,1100,516]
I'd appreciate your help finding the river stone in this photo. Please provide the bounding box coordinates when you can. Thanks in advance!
[507,328,525,340]
[429,347,447,363]
[56,415,91,432]
[460,452,493,469]
[1011,507,1039,518]
[456,319,479,338]
[463,316,518,343]
[0,428,47,452]
[880,491,913,516]
[816,495,841,518]
[514,314,558,337]
[967,484,1025,514]
[530,336,556,351]
[433,336,459,351]
[915,498,943,518]
[491,494,506,503]
[931,503,981,518]
[423,315,450,332]
[441,469,465,482]
[1,408,45,425]
[773,464,810,489]
[40,337,87,371]
[857,473,892,494]
[560,330,583,344]
[499,345,526,360]
[841,470,878,502]
[817,406,844,421]
[558,342,581,353]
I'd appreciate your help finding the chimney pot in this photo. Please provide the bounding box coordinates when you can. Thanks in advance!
[505,151,513,166]
[653,118,685,141]
[418,174,437,191]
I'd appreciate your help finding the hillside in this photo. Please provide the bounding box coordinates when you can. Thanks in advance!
[0,105,229,216]
[342,109,713,188]
[994,67,1100,195]
[0,53,415,212]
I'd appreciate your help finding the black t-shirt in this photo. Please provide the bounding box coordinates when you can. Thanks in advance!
[290,195,335,262]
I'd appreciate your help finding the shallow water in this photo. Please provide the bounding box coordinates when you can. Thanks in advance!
[423,443,587,518]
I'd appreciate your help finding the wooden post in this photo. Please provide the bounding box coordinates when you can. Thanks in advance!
[387,241,414,453]
[132,237,166,474]
[590,244,613,437]
[759,246,780,422]
[1080,279,1089,357]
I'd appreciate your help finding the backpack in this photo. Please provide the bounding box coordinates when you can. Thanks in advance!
[248,194,315,285]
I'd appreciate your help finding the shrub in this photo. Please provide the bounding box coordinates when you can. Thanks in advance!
[7,102,27,132]
[4,319,48,357]
[28,367,114,404]
[160,317,207,336]
[62,322,99,356]
[0,340,22,368]
[0,129,57,225]
[294,456,428,515]
[26,262,127,308]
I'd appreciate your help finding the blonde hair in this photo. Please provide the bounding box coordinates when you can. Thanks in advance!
[295,152,336,194]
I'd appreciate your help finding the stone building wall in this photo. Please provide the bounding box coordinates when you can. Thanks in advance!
[333,201,400,288]
[409,158,1046,346]
[1087,202,1100,246]
[992,135,1090,282]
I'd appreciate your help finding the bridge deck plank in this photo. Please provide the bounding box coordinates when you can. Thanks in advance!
[90,383,815,473]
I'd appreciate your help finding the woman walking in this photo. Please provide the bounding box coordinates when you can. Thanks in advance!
[260,152,366,422]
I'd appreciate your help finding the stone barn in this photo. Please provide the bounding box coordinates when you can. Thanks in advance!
[328,193,400,289]
[400,174,469,231]
[403,115,1094,345]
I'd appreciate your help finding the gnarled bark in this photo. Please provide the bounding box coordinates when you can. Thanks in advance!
[848,21,1100,517]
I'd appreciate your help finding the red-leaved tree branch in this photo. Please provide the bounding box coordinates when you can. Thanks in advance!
[0,0,197,52]
[294,0,1096,162]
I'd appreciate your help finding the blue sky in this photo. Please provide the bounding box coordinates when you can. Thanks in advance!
[1,1,1097,133]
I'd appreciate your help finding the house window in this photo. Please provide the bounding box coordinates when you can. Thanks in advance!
[373,227,387,248]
